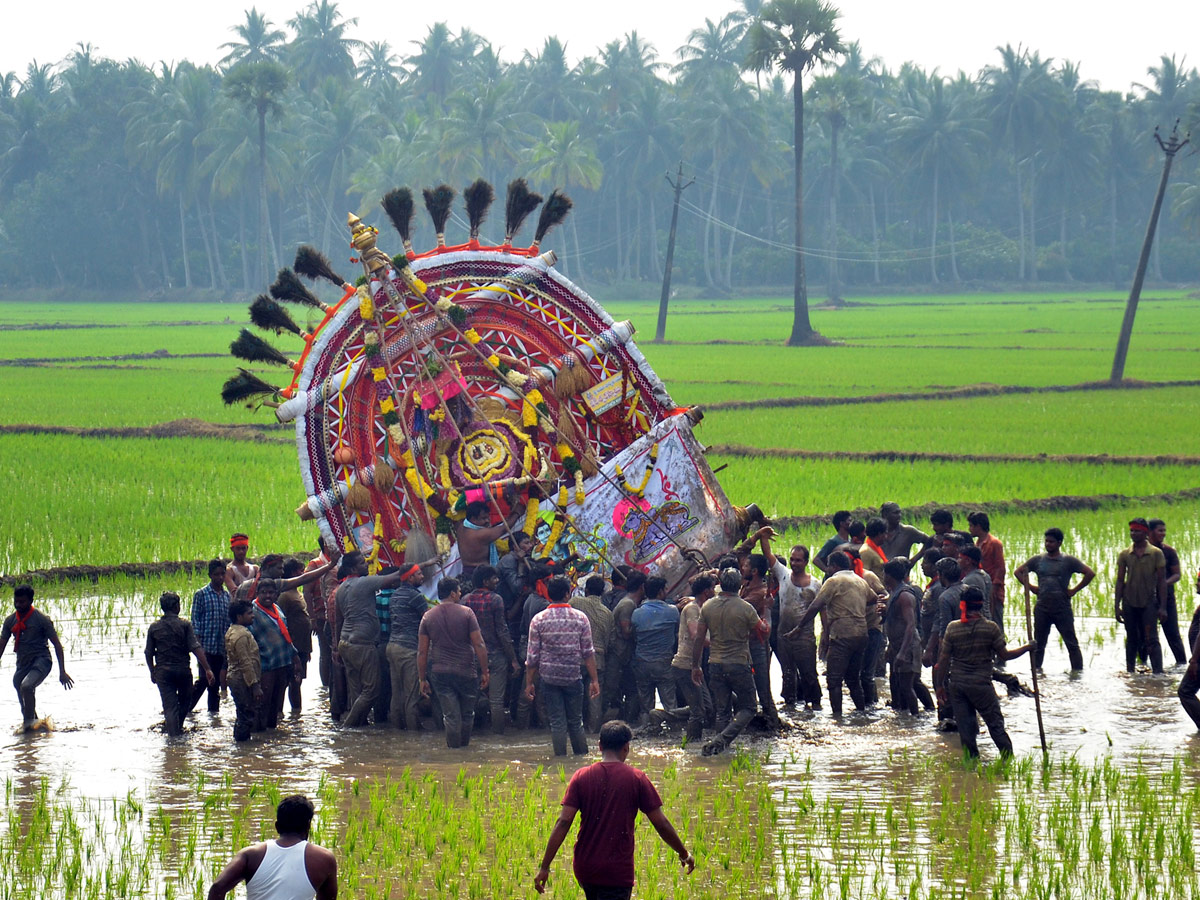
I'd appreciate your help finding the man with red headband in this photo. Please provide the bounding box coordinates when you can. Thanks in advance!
[0,585,73,729]
[384,562,431,731]
[225,534,259,594]
[1116,517,1168,674]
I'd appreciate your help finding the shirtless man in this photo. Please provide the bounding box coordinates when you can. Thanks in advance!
[455,501,524,580]
[879,502,929,561]
[208,795,337,900]
[225,534,259,595]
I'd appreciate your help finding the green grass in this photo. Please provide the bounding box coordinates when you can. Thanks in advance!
[1,760,774,900]
[0,433,310,572]
[700,385,1200,457]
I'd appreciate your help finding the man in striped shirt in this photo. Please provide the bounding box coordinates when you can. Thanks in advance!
[525,577,600,756]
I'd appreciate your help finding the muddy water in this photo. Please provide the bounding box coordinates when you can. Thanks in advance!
[3,612,1195,807]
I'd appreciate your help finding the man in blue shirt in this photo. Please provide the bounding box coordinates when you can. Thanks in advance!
[189,559,231,713]
[631,575,680,725]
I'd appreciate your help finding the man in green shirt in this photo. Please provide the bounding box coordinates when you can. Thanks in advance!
[1116,518,1168,674]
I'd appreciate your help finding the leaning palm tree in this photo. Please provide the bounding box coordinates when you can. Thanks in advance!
[744,0,843,345]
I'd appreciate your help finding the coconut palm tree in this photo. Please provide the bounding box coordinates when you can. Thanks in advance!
[744,0,844,345]
[889,74,986,283]
[223,60,289,281]
[286,0,363,91]
[525,120,603,277]
[219,8,286,69]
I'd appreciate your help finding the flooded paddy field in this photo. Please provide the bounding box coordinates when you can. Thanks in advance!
[4,597,1200,899]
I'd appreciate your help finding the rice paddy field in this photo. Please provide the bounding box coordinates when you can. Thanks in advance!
[3,287,1200,898]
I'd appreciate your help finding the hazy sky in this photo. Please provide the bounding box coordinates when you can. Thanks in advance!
[3,0,1196,94]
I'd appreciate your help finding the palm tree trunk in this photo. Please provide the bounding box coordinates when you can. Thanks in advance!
[178,194,193,289]
[571,216,586,281]
[787,71,813,344]
[1028,168,1038,282]
[649,194,664,280]
[1015,157,1026,280]
[870,184,881,284]
[208,200,229,291]
[929,161,940,285]
[239,198,251,292]
[949,207,960,283]
[258,109,270,284]
[1060,206,1072,282]
[195,195,218,289]
[828,120,840,302]
[724,175,746,291]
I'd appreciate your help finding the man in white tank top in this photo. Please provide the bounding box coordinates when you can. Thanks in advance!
[208,795,337,900]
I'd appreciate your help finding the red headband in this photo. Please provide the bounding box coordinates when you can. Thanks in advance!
[403,564,422,580]
[1128,522,1150,533]
[230,537,249,548]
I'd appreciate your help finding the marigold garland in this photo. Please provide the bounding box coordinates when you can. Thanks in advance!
[615,442,658,498]
[538,486,570,559]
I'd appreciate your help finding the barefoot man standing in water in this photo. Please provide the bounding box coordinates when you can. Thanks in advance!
[0,585,73,729]
[534,720,694,899]
[208,795,337,900]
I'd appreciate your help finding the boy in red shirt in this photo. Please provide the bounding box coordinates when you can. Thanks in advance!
[534,720,694,899]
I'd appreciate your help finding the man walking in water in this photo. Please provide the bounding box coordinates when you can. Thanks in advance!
[533,720,694,898]
[208,795,337,900]
[1013,528,1094,672]
[0,585,74,729]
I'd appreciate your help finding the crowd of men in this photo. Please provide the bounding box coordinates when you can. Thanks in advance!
[5,507,1200,759]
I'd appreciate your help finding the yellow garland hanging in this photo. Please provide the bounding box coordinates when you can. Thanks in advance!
[574,470,586,506]
[615,442,658,498]
[538,486,570,559]
[524,495,541,535]
[438,453,452,489]
[464,328,482,344]
[405,467,434,500]
[487,354,501,367]
[367,514,383,573]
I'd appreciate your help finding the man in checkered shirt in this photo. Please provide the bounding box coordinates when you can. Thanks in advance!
[189,559,231,713]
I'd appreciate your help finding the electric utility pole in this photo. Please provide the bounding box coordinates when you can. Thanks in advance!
[654,161,694,343]
[1110,121,1189,383]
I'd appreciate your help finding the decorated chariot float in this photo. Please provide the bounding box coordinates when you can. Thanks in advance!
[221,179,760,594]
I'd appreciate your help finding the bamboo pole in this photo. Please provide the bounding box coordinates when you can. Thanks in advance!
[1024,583,1049,755]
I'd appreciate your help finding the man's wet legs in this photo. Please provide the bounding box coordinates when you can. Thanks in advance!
[13,658,51,726]
[950,680,1013,758]
[825,635,867,718]
[705,662,757,753]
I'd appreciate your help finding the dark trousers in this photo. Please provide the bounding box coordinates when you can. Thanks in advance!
[229,679,256,741]
[542,679,588,756]
[13,657,51,724]
[339,641,380,727]
[913,676,936,710]
[431,671,477,747]
[190,652,224,713]
[1033,597,1084,670]
[478,652,510,734]
[580,885,632,900]
[1123,604,1162,673]
[373,650,390,723]
[779,634,821,707]
[155,669,192,736]
[314,621,333,687]
[255,667,288,731]
[889,668,920,714]
[950,679,1013,757]
[825,634,868,718]
[602,648,640,723]
[673,666,710,741]
[860,630,884,705]
[634,657,676,721]
[749,640,779,722]
[708,661,757,746]
[1161,594,1188,665]
[1179,668,1200,730]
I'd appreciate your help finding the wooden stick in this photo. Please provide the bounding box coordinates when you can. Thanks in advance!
[1024,584,1049,755]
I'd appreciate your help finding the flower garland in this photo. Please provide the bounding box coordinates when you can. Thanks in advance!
[556,441,586,506]
[615,442,658,498]
[538,486,571,559]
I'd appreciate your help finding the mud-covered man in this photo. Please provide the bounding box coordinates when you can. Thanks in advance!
[0,585,73,729]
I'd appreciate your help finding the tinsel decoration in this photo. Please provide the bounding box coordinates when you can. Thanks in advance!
[231,329,295,368]
[294,245,347,288]
[270,268,329,311]
[531,190,573,250]
[422,184,456,246]
[463,178,495,241]
[249,294,302,336]
[220,368,280,407]
[381,187,416,256]
[504,178,543,244]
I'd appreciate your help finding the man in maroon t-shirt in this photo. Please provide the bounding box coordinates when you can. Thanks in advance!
[534,720,695,899]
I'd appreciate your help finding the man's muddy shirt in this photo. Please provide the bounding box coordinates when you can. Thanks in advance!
[941,617,1005,685]
[1023,554,1086,604]
[1,610,57,666]
[1118,545,1165,609]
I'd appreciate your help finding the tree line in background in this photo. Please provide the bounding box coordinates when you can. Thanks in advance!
[2,0,1199,312]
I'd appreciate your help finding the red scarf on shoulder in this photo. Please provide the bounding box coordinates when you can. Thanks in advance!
[251,578,293,644]
[11,607,34,648]
[865,538,888,563]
